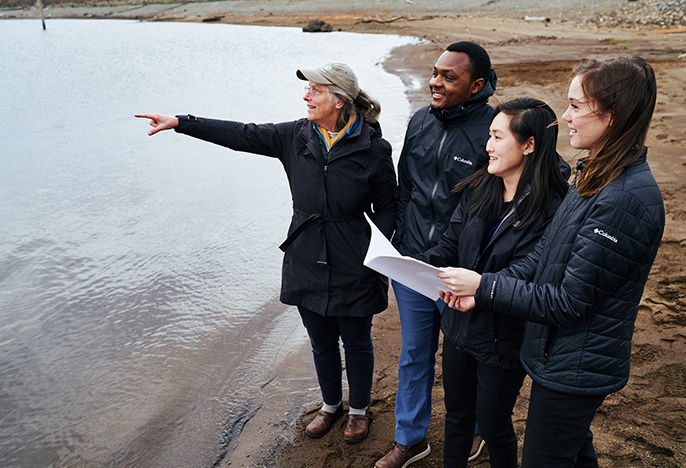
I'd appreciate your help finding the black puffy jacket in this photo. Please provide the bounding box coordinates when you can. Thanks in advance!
[417,189,562,370]
[392,70,496,256]
[175,114,397,316]
[477,149,665,395]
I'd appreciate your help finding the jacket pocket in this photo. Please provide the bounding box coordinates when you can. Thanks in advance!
[543,326,557,364]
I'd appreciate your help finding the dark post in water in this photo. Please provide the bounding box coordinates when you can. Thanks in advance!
[36,0,46,29]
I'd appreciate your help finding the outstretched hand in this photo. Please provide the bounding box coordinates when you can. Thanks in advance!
[135,113,179,136]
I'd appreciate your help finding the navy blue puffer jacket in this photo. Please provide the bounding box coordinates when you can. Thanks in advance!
[477,149,665,395]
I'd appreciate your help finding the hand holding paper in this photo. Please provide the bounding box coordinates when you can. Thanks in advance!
[436,268,481,297]
[363,214,447,301]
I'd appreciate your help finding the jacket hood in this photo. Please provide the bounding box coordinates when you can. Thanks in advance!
[366,118,383,136]
[429,68,497,124]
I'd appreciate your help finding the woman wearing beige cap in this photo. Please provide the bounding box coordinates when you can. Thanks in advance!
[136,63,396,443]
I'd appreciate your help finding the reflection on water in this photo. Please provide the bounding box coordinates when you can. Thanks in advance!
[0,19,415,467]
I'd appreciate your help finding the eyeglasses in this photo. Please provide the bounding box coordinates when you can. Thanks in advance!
[304,86,328,97]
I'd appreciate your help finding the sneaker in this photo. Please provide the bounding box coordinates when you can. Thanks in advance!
[468,434,485,462]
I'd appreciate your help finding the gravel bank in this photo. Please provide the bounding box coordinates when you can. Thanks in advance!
[2,0,685,29]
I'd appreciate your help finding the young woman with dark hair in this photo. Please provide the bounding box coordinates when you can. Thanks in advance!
[416,97,569,468]
[437,56,665,467]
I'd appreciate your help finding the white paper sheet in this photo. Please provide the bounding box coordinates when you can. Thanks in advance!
[363,213,446,301]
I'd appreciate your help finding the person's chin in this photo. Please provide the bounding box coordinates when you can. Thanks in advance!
[431,99,446,110]
[568,137,584,150]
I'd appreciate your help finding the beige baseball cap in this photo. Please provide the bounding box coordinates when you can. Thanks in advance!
[297,63,360,100]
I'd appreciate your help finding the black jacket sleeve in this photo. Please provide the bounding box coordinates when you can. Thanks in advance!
[175,115,295,160]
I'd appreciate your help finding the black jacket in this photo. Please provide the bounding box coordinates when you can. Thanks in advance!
[175,114,397,316]
[417,189,562,370]
[477,149,665,395]
[392,70,497,256]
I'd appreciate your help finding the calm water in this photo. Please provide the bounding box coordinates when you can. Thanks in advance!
[0,19,416,467]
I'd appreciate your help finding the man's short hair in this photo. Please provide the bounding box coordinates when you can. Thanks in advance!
[445,42,491,84]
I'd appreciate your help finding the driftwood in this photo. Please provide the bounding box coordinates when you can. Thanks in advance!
[358,15,437,24]
[651,28,686,34]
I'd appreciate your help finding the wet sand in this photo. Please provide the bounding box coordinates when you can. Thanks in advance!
[6,2,686,467]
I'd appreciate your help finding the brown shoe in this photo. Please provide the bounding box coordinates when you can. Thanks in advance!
[468,434,485,461]
[375,438,430,468]
[305,405,344,438]
[343,414,370,443]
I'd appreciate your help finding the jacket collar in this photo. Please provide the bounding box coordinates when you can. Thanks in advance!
[468,187,530,270]
[575,145,647,180]
[313,112,361,152]
[299,112,373,162]
[489,187,531,242]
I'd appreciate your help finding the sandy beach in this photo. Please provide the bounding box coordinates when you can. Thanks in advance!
[5,1,686,467]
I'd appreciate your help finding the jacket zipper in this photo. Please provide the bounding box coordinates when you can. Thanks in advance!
[324,146,331,177]
[427,127,448,248]
[543,327,557,363]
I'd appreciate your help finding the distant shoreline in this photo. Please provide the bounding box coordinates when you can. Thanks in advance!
[4,0,684,32]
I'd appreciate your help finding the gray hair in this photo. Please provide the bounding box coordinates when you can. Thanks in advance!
[326,84,381,131]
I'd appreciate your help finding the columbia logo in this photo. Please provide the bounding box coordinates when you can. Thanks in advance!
[594,228,618,243]
[453,156,473,165]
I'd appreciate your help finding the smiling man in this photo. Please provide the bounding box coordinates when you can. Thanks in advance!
[377,42,496,468]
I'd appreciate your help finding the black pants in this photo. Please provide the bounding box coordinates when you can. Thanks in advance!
[298,306,374,410]
[443,338,526,468]
[521,381,606,468]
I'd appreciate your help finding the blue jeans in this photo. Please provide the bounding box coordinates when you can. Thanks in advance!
[392,281,443,445]
[298,306,374,410]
